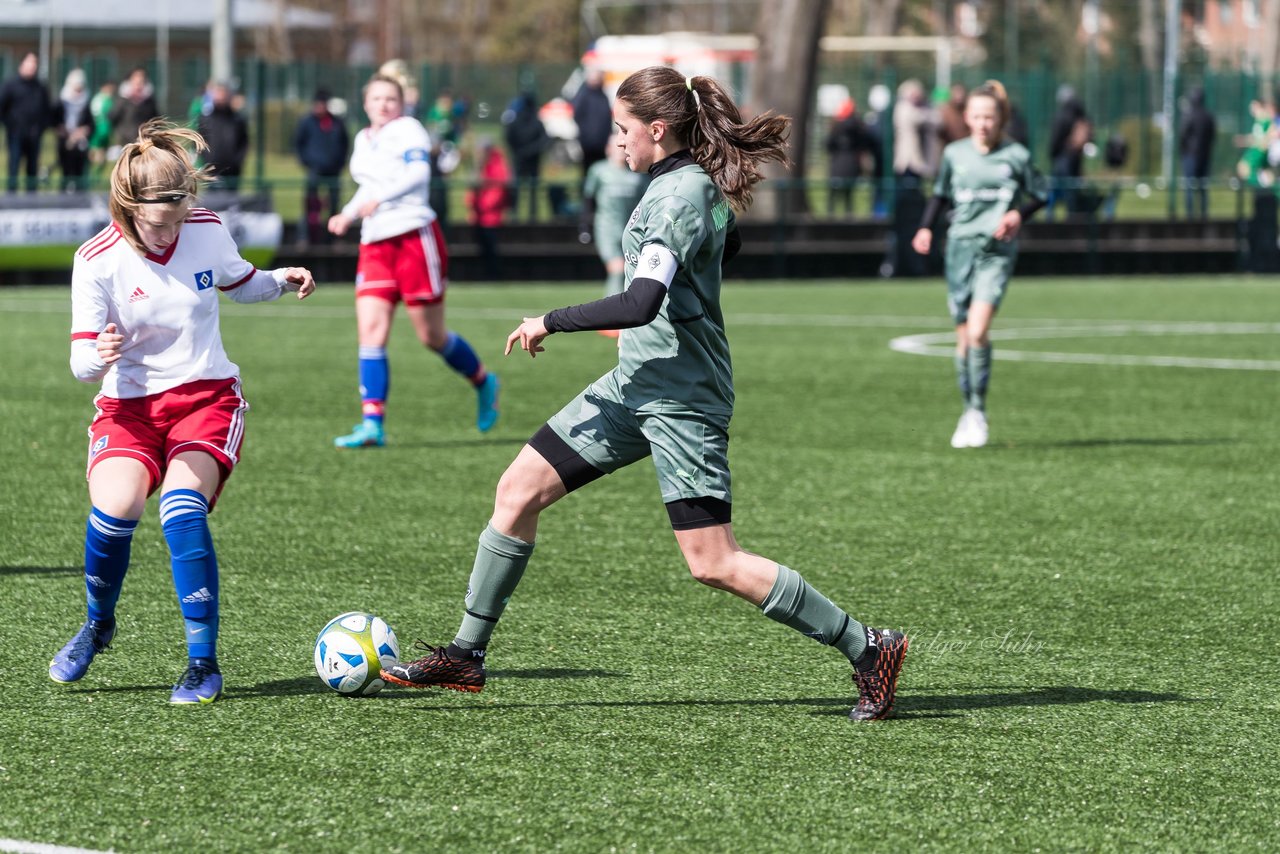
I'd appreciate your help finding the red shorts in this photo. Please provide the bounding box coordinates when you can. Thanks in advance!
[86,377,248,506]
[355,221,448,306]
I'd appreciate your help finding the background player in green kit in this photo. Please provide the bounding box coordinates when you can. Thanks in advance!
[580,131,651,321]
[911,80,1046,449]
[384,66,909,722]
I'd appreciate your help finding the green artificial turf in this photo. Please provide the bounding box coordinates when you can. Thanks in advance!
[1,277,1277,852]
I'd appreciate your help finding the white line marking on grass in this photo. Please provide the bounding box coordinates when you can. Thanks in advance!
[0,840,113,854]
[889,322,1280,371]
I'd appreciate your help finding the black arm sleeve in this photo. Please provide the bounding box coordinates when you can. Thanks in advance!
[920,195,949,230]
[1016,196,1046,221]
[722,226,741,267]
[543,277,666,333]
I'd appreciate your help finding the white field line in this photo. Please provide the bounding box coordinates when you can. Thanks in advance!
[0,840,113,854]
[5,297,1277,371]
[889,322,1280,371]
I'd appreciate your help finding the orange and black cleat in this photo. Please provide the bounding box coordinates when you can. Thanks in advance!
[382,642,486,693]
[849,628,909,721]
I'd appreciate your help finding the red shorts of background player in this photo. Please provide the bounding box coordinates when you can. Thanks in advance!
[85,377,248,510]
[355,221,449,307]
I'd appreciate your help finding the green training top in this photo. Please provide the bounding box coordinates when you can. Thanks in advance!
[584,159,651,240]
[617,156,736,417]
[933,137,1047,241]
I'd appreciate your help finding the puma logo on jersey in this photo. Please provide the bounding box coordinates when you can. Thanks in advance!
[663,211,680,227]
[128,287,148,303]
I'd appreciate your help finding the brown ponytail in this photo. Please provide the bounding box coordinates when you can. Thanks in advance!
[616,66,791,210]
[109,119,213,253]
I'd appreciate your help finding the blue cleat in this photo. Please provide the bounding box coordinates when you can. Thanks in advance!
[334,419,385,449]
[476,374,500,433]
[170,660,223,704]
[49,619,115,684]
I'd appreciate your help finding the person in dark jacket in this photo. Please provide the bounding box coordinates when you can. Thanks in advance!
[825,98,872,216]
[1179,86,1217,220]
[502,91,550,221]
[572,69,613,178]
[294,88,350,243]
[0,52,53,192]
[197,83,249,191]
[109,67,160,150]
[1046,85,1090,219]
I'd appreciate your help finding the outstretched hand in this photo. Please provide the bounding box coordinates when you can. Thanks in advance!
[505,316,550,358]
[280,267,317,299]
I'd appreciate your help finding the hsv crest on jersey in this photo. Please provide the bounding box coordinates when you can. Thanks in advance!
[91,435,109,457]
[194,270,214,290]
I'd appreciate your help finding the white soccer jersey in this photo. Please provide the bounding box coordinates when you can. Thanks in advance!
[342,115,436,243]
[70,208,292,399]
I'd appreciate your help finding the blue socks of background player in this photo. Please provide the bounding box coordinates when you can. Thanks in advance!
[84,507,137,624]
[437,332,486,386]
[160,490,219,662]
[358,346,389,425]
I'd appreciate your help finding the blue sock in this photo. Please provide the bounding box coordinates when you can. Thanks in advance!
[437,332,485,386]
[160,489,219,662]
[84,507,138,624]
[358,346,388,425]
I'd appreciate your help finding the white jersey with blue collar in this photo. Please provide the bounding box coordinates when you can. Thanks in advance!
[342,115,435,243]
[69,208,291,399]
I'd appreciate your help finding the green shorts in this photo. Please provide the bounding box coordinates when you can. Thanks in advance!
[945,236,1016,325]
[544,370,732,505]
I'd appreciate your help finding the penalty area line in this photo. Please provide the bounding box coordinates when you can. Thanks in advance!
[0,840,114,854]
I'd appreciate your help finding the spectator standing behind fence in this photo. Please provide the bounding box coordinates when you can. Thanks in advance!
[294,88,349,244]
[892,79,935,275]
[197,84,249,192]
[825,98,872,216]
[467,138,510,281]
[1179,86,1216,220]
[54,69,93,192]
[579,130,649,334]
[1046,86,1090,219]
[503,91,550,221]
[937,82,969,148]
[109,68,159,152]
[88,80,116,173]
[573,69,614,178]
[0,52,52,193]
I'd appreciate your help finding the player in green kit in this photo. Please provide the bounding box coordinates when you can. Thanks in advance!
[384,66,909,722]
[581,131,651,299]
[912,80,1046,448]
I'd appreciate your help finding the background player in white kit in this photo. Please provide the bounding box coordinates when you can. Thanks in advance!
[328,73,499,448]
[49,120,316,704]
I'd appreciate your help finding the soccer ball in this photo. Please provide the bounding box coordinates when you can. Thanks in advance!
[313,612,400,697]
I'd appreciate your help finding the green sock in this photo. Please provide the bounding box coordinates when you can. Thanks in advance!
[453,524,535,650]
[604,270,624,298]
[967,344,992,411]
[954,349,972,406]
[760,565,867,664]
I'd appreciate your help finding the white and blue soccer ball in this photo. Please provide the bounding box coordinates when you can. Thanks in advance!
[313,612,400,696]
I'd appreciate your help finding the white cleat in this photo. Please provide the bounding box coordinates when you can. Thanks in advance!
[968,409,989,448]
[950,410,973,449]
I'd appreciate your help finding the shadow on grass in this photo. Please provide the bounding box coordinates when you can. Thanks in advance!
[0,565,80,576]
[227,668,628,699]
[1000,438,1237,451]
[398,685,1196,719]
[890,685,1198,718]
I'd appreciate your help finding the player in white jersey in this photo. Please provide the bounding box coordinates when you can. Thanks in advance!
[327,73,499,448]
[49,120,316,704]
